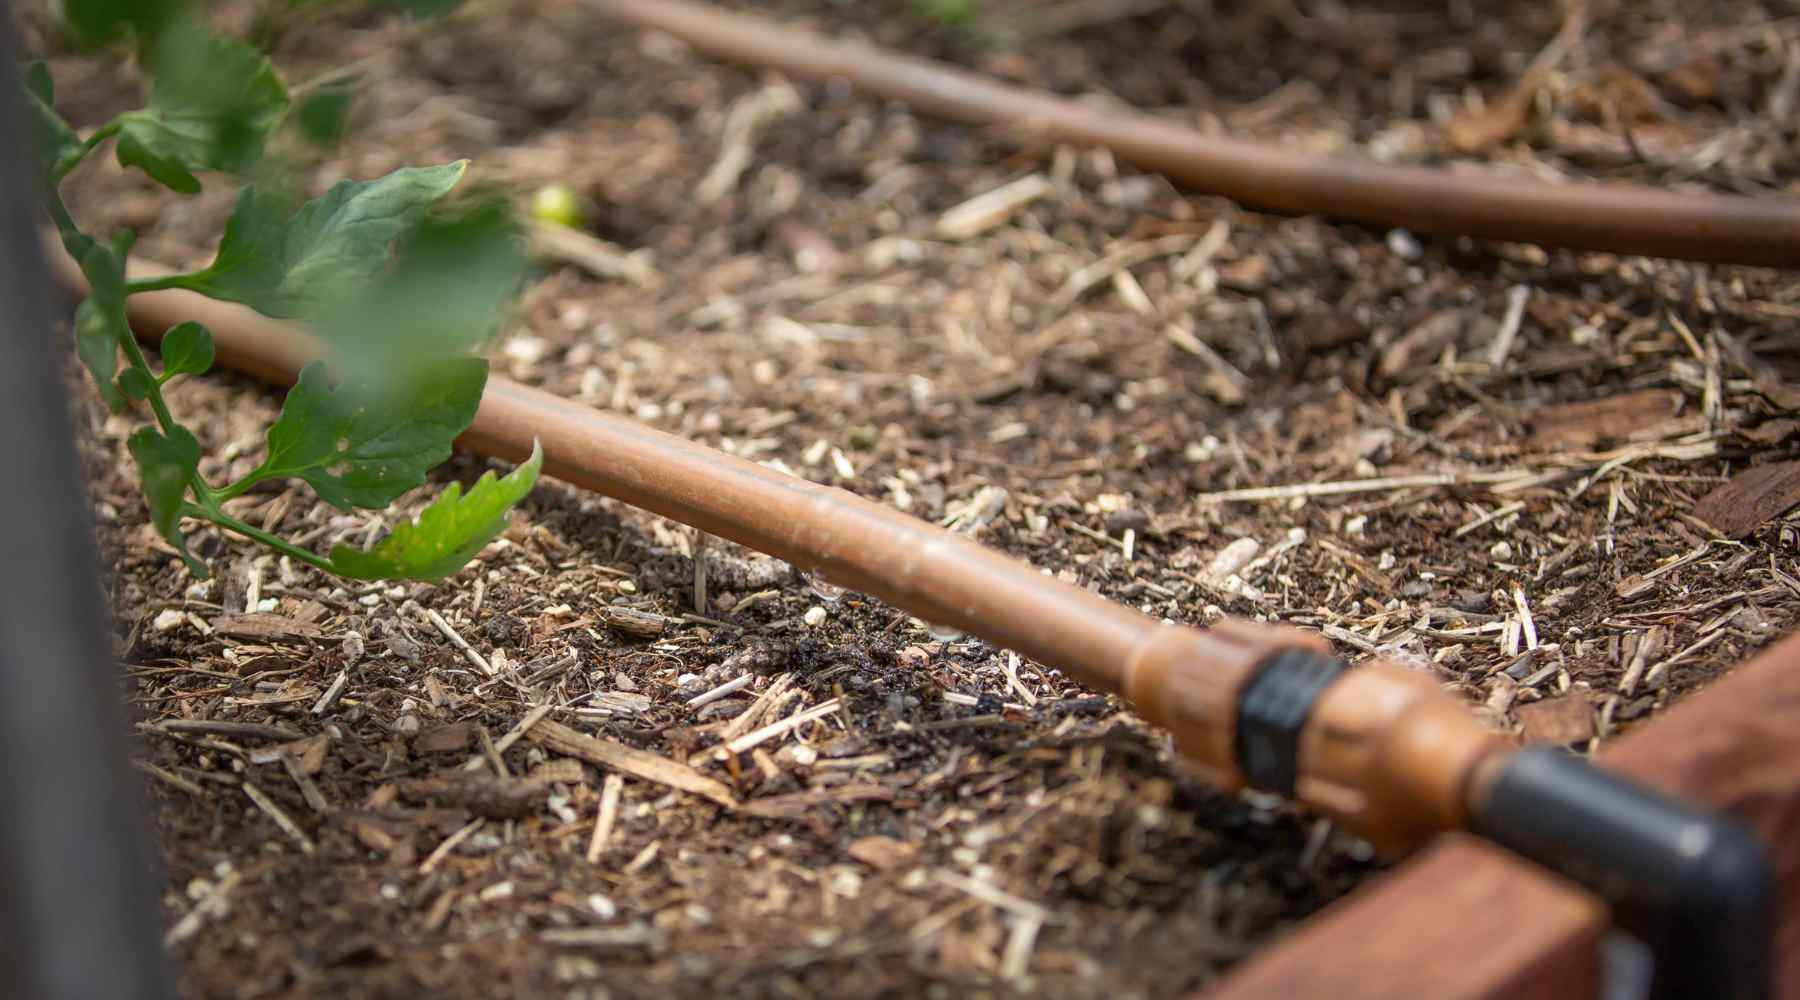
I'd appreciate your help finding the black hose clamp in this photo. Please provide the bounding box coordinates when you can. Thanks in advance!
[1233,648,1346,796]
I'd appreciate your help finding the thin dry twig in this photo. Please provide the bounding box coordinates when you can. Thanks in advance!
[586,773,625,864]
[424,607,494,677]
[420,818,484,875]
[242,780,315,855]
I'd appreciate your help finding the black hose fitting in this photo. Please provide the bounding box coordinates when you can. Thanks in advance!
[1474,747,1773,1000]
[1232,648,1345,796]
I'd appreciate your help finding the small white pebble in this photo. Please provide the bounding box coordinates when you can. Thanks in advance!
[478,881,514,903]
[803,605,828,627]
[1386,228,1423,260]
[588,894,617,920]
[503,335,548,364]
[380,883,401,901]
[1490,540,1514,561]
[547,793,578,825]
[791,745,819,767]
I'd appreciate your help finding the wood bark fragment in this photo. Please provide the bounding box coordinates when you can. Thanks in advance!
[1693,461,1800,537]
[741,783,893,819]
[395,772,555,819]
[208,612,325,642]
[527,719,737,808]
[1515,692,1595,746]
[161,719,302,742]
[601,606,667,638]
[1523,389,1684,449]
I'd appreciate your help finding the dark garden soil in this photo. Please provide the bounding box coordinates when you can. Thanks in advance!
[20,0,1800,996]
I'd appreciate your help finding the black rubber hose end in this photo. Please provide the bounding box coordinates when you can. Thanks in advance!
[1475,747,1773,1000]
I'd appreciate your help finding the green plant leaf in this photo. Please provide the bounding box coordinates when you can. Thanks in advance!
[127,424,206,576]
[67,228,141,410]
[73,297,127,412]
[187,161,466,317]
[58,0,184,46]
[24,62,81,177]
[292,73,360,147]
[115,130,200,193]
[327,441,541,581]
[23,60,54,106]
[310,190,526,392]
[384,0,467,18]
[257,357,487,510]
[118,367,155,401]
[159,320,213,377]
[70,232,125,303]
[115,30,288,193]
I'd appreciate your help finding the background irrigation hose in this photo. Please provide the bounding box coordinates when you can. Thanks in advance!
[584,0,1800,270]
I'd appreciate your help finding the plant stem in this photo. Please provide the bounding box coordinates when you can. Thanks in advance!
[52,118,123,183]
[125,273,201,295]
[213,471,269,504]
[43,191,84,249]
[188,504,335,573]
[114,313,179,432]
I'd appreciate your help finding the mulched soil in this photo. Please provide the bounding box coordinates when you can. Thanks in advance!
[20,0,1800,996]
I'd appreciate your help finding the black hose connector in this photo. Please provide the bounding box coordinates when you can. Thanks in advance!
[1475,747,1773,1000]
[1233,649,1345,796]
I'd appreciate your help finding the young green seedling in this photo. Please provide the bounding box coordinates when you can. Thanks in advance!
[26,1,540,582]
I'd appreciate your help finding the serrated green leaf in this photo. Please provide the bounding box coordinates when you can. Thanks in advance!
[328,441,541,581]
[159,320,213,377]
[186,162,466,317]
[119,367,155,402]
[115,30,288,193]
[127,425,206,577]
[258,357,487,510]
[73,297,127,412]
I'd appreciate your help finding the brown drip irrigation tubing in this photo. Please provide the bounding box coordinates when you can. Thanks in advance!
[50,247,1509,851]
[586,0,1800,270]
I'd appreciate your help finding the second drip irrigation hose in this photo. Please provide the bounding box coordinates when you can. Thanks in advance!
[586,0,1800,270]
[53,254,1773,1000]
